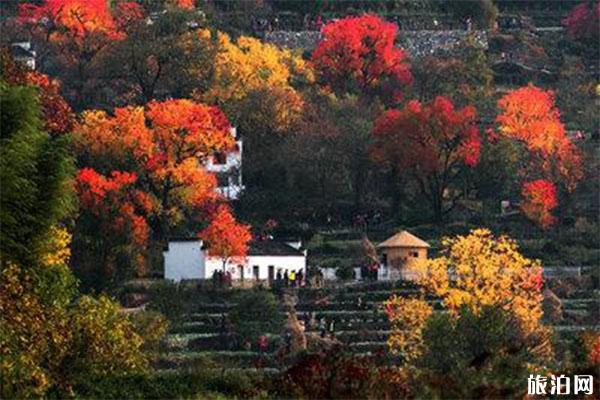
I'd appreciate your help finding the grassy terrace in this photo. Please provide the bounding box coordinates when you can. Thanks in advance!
[154,272,599,372]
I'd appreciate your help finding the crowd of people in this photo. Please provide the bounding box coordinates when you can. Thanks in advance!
[275,269,305,288]
[211,268,306,288]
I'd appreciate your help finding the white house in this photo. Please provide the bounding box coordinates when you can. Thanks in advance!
[163,239,306,282]
[11,42,36,70]
[163,239,207,281]
[204,127,244,200]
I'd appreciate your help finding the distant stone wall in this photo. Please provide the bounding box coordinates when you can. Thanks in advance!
[264,30,322,53]
[265,29,487,58]
[399,30,488,58]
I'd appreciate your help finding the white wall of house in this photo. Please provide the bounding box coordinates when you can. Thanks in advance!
[205,254,306,281]
[164,239,306,282]
[163,241,206,282]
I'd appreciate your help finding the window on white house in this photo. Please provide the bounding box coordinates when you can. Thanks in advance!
[213,152,227,164]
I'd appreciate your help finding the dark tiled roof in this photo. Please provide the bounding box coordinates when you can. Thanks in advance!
[11,45,34,58]
[165,238,304,256]
[248,240,305,256]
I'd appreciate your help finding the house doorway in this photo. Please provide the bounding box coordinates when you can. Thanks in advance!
[268,265,275,282]
[253,265,259,280]
[238,265,244,281]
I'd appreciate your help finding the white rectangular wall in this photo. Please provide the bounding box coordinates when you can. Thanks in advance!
[205,255,306,281]
[164,241,206,282]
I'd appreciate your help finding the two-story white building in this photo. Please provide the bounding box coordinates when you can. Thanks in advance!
[204,127,244,200]
[163,238,306,282]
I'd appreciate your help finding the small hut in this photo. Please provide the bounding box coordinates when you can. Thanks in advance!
[377,231,430,280]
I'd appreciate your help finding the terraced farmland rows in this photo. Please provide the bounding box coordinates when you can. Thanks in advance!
[156,277,599,372]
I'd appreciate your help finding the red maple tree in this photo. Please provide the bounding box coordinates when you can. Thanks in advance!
[75,98,236,241]
[371,96,481,222]
[496,85,583,227]
[18,0,128,39]
[563,0,599,43]
[198,204,252,270]
[521,180,558,229]
[75,168,153,278]
[17,0,145,108]
[311,14,412,102]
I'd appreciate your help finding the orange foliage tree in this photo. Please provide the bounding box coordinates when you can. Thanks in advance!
[520,179,558,229]
[198,204,252,271]
[17,0,145,108]
[73,99,244,288]
[496,84,583,228]
[371,96,481,223]
[311,14,412,103]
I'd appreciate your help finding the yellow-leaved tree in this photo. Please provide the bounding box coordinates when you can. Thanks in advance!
[385,229,548,361]
[192,29,312,132]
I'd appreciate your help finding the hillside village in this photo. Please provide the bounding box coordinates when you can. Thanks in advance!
[1,0,599,398]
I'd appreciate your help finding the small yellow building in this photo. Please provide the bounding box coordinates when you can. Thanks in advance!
[377,231,430,280]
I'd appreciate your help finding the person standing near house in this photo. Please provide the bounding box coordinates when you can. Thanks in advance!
[297,269,304,287]
[284,331,292,353]
[258,334,268,354]
[319,317,327,338]
[289,270,296,288]
[328,318,335,339]
[283,270,289,287]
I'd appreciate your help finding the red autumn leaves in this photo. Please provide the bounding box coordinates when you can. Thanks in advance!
[562,0,599,43]
[371,97,481,221]
[311,14,412,102]
[18,0,144,41]
[76,169,151,247]
[74,99,249,272]
[198,205,252,266]
[496,85,583,228]
[315,15,582,228]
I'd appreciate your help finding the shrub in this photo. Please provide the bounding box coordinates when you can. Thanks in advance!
[67,295,150,385]
[277,346,410,399]
[146,281,193,327]
[129,311,169,356]
[0,264,155,398]
[335,264,356,281]
[414,306,552,399]
[229,289,285,345]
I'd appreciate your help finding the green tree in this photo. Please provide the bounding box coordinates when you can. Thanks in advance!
[410,34,494,111]
[415,306,551,399]
[229,290,284,344]
[106,9,215,106]
[0,81,161,398]
[0,83,74,266]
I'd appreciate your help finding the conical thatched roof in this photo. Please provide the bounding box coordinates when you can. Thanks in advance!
[377,230,430,249]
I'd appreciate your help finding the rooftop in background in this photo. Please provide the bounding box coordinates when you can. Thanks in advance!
[378,230,431,249]
[248,239,305,256]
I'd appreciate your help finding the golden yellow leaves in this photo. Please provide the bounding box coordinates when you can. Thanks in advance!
[41,226,72,268]
[384,296,433,361]
[386,229,547,361]
[409,229,544,333]
[193,29,312,132]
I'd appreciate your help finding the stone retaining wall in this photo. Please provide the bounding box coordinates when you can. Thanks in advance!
[265,29,488,58]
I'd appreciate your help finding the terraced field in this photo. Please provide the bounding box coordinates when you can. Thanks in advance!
[155,277,599,373]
